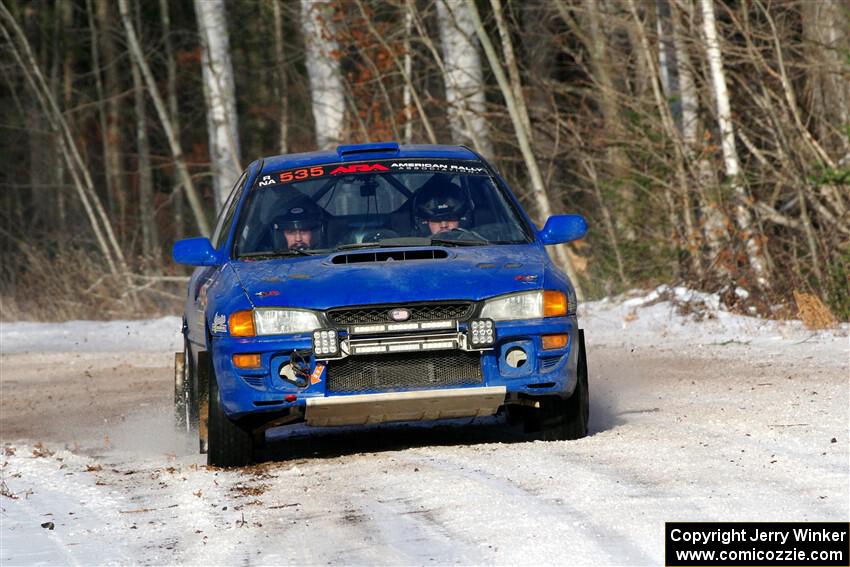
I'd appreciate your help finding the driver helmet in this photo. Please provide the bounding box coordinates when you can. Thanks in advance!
[271,196,324,250]
[414,174,472,233]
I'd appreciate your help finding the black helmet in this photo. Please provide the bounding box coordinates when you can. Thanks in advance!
[273,199,322,231]
[415,174,471,222]
[271,196,324,249]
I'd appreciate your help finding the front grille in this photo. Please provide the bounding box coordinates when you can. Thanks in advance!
[326,351,483,393]
[328,302,473,326]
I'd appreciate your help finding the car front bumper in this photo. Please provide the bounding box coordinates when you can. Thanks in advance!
[212,316,580,420]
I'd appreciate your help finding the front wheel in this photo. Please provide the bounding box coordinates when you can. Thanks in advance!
[207,359,254,467]
[532,329,590,440]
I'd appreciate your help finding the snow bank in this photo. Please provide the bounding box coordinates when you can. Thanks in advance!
[0,317,183,354]
[581,285,849,364]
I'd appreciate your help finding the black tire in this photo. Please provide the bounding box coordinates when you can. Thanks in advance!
[536,329,590,440]
[207,359,254,467]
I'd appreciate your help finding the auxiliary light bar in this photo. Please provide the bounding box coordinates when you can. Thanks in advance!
[350,339,457,355]
[350,320,455,335]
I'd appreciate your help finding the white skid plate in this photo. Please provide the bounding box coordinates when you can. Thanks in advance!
[305,386,507,427]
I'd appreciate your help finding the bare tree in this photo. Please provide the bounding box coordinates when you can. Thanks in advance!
[95,0,127,231]
[194,0,242,211]
[555,0,636,239]
[300,0,345,149]
[436,0,492,155]
[118,0,210,236]
[131,0,157,258]
[158,0,184,239]
[270,0,289,154]
[0,2,128,277]
[700,0,771,290]
[467,0,584,299]
[670,0,728,277]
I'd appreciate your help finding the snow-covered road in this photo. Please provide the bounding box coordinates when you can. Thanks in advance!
[2,289,848,565]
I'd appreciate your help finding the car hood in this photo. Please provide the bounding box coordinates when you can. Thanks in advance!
[232,245,545,310]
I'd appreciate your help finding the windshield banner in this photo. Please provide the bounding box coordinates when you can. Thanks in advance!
[255,159,488,187]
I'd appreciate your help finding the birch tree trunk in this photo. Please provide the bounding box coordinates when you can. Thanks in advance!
[118,0,210,236]
[270,0,289,154]
[671,0,728,275]
[402,0,413,144]
[700,0,771,290]
[194,0,241,211]
[437,0,492,156]
[466,0,584,299]
[300,0,345,149]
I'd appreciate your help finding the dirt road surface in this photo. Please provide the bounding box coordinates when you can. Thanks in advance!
[1,309,848,565]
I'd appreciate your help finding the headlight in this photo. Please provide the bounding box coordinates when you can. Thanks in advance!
[253,308,320,336]
[479,290,567,321]
[480,291,543,320]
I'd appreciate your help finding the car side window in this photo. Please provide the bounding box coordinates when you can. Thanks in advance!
[211,171,248,249]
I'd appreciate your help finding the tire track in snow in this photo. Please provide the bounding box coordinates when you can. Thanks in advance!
[393,448,656,565]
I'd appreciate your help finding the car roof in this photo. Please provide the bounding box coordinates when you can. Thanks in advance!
[259,143,480,175]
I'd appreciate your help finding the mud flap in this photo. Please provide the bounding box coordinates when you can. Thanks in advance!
[305,386,506,427]
[197,350,210,454]
[173,352,187,428]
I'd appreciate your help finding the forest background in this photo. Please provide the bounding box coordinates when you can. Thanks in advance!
[0,0,847,322]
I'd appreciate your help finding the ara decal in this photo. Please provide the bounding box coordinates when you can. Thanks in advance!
[211,313,227,334]
[329,163,389,175]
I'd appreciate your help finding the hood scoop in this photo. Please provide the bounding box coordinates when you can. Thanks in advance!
[330,248,449,265]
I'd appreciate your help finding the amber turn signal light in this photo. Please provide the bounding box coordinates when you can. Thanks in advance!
[543,290,567,317]
[229,310,255,337]
[232,353,262,369]
[541,334,569,350]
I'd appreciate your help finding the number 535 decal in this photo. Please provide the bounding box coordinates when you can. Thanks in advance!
[279,167,325,183]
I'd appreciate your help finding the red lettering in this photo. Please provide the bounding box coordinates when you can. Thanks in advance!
[329,163,390,175]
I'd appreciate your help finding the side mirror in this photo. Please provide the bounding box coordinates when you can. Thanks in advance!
[538,214,588,245]
[172,237,222,266]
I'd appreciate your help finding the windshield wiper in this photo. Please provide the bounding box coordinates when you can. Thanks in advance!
[238,249,318,260]
[429,237,490,247]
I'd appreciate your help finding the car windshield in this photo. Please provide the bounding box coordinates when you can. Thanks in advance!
[234,159,531,257]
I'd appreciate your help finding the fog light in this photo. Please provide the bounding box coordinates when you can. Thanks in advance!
[312,329,340,357]
[505,347,528,368]
[542,334,568,350]
[467,319,495,347]
[232,353,262,369]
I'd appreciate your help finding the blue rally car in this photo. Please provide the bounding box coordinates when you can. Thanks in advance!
[173,142,589,467]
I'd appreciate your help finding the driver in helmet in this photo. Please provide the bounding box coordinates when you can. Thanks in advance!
[415,174,472,235]
[272,197,324,250]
